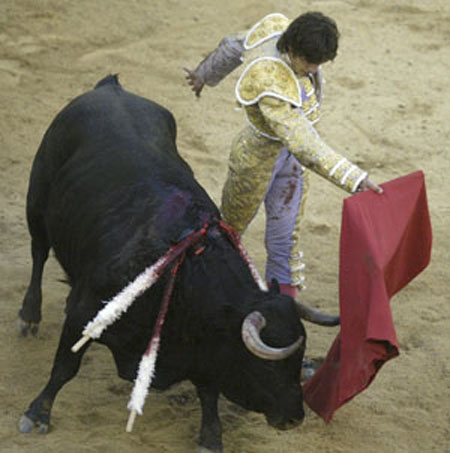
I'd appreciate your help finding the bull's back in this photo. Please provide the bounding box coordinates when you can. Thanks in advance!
[30,76,218,283]
[38,75,179,170]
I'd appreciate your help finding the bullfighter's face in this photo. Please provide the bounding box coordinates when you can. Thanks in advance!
[288,51,320,76]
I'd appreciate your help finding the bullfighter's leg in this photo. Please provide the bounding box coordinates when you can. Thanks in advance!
[18,202,50,336]
[195,383,222,453]
[264,149,309,292]
[221,126,281,235]
[18,307,91,433]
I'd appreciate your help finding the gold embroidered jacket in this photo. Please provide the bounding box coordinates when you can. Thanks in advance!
[235,13,367,193]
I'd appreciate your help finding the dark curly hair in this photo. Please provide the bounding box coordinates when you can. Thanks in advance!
[276,12,339,64]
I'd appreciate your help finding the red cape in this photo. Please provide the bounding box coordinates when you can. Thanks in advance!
[303,171,432,422]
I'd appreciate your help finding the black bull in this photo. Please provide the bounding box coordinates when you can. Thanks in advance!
[18,75,338,451]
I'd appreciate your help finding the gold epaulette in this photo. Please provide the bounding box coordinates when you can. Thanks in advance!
[235,57,301,107]
[244,13,290,50]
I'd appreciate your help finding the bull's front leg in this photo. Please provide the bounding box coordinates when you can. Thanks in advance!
[195,383,222,453]
[19,235,49,336]
[18,314,90,433]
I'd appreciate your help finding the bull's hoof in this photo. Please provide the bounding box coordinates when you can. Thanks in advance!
[18,414,49,434]
[301,358,323,382]
[18,414,34,433]
[18,318,39,337]
[197,446,222,453]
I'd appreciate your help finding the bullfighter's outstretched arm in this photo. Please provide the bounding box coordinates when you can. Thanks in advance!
[185,33,244,96]
[258,96,368,193]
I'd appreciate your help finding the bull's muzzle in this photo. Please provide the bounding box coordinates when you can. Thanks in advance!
[265,412,305,430]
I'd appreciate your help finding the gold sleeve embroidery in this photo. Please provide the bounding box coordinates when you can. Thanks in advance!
[259,97,367,193]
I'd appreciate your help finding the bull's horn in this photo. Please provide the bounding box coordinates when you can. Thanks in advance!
[295,300,340,326]
[241,311,304,361]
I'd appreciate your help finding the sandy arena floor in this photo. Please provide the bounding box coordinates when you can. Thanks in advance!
[0,1,449,451]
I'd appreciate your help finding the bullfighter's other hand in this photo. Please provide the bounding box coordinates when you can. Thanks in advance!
[183,68,204,98]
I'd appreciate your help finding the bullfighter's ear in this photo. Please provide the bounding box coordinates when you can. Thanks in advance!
[268,279,280,295]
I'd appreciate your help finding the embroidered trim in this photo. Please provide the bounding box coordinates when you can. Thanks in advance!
[302,104,320,117]
[245,115,281,141]
[341,164,358,185]
[352,171,368,193]
[244,31,284,50]
[329,158,347,177]
[293,275,306,285]
[243,13,289,50]
[235,56,302,108]
[291,262,306,272]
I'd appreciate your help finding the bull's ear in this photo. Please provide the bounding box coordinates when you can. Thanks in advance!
[268,279,280,295]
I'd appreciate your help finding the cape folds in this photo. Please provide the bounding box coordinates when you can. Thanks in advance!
[303,171,432,422]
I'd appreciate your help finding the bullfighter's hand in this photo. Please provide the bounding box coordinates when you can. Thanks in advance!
[358,177,383,194]
[183,68,204,97]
